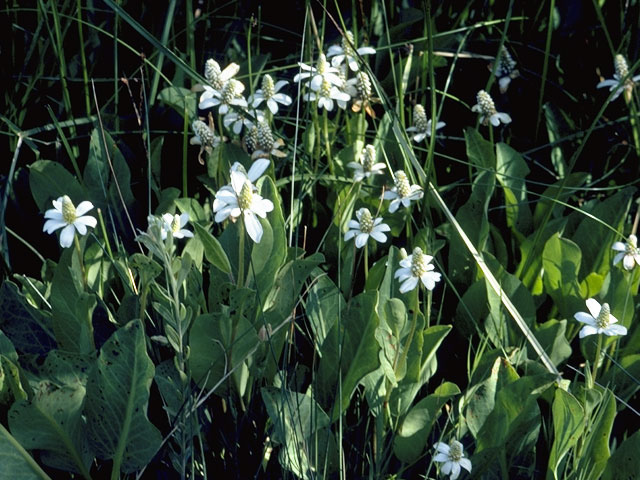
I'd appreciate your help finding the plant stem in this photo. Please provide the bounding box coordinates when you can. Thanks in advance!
[364,244,369,279]
[238,218,246,288]
[591,334,603,385]
[74,235,87,289]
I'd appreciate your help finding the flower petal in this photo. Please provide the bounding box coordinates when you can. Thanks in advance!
[604,324,627,336]
[459,458,472,473]
[579,325,599,338]
[574,312,596,326]
[585,298,602,318]
[43,218,67,233]
[59,224,76,248]
[355,233,369,248]
[399,276,419,293]
[244,212,263,243]
[75,201,95,216]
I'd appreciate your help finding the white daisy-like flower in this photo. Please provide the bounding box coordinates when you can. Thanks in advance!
[383,170,424,213]
[406,104,446,143]
[471,90,512,127]
[612,234,640,270]
[347,144,386,181]
[302,78,351,111]
[43,195,97,248]
[344,208,390,248]
[223,109,263,136]
[160,213,194,240]
[574,298,628,338]
[213,160,273,243]
[199,79,248,114]
[327,30,376,72]
[294,53,342,92]
[492,46,519,94]
[433,440,472,480]
[251,74,292,115]
[597,54,640,102]
[394,247,441,293]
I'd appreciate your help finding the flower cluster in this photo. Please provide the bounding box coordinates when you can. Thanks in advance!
[472,90,512,127]
[574,298,627,338]
[406,104,446,143]
[295,31,376,112]
[433,440,472,480]
[612,234,640,270]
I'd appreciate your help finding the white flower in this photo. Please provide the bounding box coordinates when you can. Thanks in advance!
[612,234,640,270]
[383,170,424,213]
[597,54,640,102]
[492,46,519,94]
[160,213,194,240]
[43,195,97,248]
[294,53,342,92]
[406,104,446,143]
[204,59,240,91]
[347,144,386,181]
[223,109,263,136]
[327,31,376,71]
[574,299,628,338]
[344,208,390,248]
[251,74,292,115]
[302,78,351,111]
[471,90,511,126]
[199,79,248,114]
[213,160,273,243]
[433,440,472,480]
[394,247,441,293]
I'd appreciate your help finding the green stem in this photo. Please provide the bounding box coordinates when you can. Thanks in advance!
[73,235,87,290]
[323,108,332,173]
[238,219,245,288]
[97,208,113,259]
[627,98,640,162]
[364,244,369,279]
[591,334,603,386]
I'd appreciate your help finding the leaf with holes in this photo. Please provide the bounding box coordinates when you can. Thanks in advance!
[84,320,161,474]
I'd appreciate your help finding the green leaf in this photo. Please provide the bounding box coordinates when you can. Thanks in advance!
[496,142,531,233]
[601,429,640,480]
[548,388,584,480]
[251,176,287,294]
[472,374,556,475]
[317,291,381,419]
[542,234,584,320]
[193,222,232,274]
[0,424,52,480]
[8,379,93,477]
[0,281,56,354]
[448,170,495,285]
[394,382,460,463]
[50,249,96,354]
[465,127,496,170]
[84,129,135,211]
[84,320,161,473]
[534,319,572,366]
[157,86,196,119]
[572,187,634,276]
[577,388,616,480]
[306,268,345,350]
[261,387,336,479]
[29,160,84,212]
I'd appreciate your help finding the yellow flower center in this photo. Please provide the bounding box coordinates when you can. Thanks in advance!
[410,247,427,277]
[205,58,222,88]
[170,214,181,234]
[192,120,216,147]
[615,54,629,79]
[596,303,611,329]
[362,145,376,171]
[358,208,374,233]
[262,74,275,99]
[448,441,463,462]
[394,170,412,198]
[477,90,497,116]
[257,121,274,151]
[413,104,428,131]
[320,79,332,98]
[317,53,328,75]
[61,195,77,224]
[238,180,253,210]
[356,71,372,98]
[342,30,356,58]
